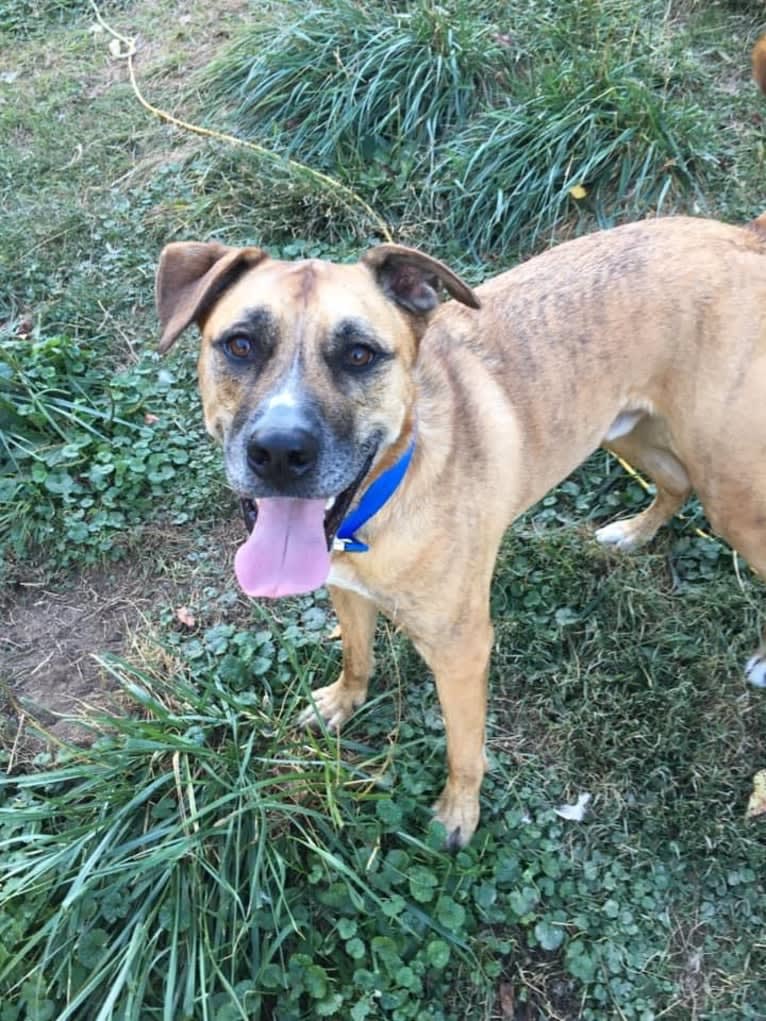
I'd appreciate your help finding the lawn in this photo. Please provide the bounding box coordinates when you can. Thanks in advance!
[1,1,765,1019]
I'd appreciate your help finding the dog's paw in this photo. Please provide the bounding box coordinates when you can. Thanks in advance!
[296,678,366,731]
[745,653,766,688]
[432,786,480,851]
[594,519,644,552]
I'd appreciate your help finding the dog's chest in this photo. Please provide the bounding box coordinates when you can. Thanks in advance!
[326,560,377,602]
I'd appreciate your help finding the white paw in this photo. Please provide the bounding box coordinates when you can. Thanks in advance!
[745,654,766,689]
[432,785,481,850]
[594,520,641,552]
[296,680,365,731]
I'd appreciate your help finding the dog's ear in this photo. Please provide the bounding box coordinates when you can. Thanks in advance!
[156,241,267,353]
[362,244,480,314]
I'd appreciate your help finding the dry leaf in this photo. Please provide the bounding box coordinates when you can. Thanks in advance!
[175,606,196,629]
[108,38,123,58]
[569,184,587,200]
[746,769,766,819]
[16,317,33,339]
[144,413,159,425]
[326,624,342,640]
[498,981,515,1018]
[554,792,591,822]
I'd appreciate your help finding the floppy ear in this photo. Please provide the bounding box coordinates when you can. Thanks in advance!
[362,243,480,314]
[155,241,267,353]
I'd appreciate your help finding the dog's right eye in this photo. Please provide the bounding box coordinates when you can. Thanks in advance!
[223,336,256,361]
[342,343,378,370]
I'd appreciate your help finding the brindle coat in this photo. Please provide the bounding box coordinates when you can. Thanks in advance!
[156,212,766,848]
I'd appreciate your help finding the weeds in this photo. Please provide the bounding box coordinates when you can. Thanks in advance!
[2,538,765,1019]
[0,330,222,569]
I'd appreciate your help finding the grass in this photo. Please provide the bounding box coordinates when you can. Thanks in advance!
[199,0,743,255]
[3,524,765,1019]
[1,0,765,1018]
[430,63,710,254]
[203,0,511,163]
[0,329,223,571]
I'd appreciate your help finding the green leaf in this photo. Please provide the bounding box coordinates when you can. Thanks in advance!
[395,964,419,990]
[350,1001,372,1021]
[376,798,402,828]
[338,918,358,940]
[317,993,344,1016]
[260,963,285,991]
[566,940,599,983]
[346,938,366,960]
[305,964,329,999]
[425,940,451,969]
[381,895,406,918]
[509,885,540,919]
[534,920,565,951]
[474,882,497,909]
[436,896,466,930]
[76,927,109,968]
[409,865,438,903]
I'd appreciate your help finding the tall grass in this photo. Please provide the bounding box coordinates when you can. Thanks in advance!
[0,645,439,1020]
[202,0,512,169]
[431,59,712,254]
[200,0,715,252]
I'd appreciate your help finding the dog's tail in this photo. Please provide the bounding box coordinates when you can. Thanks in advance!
[754,35,766,94]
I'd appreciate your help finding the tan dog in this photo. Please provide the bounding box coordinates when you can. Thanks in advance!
[156,209,766,848]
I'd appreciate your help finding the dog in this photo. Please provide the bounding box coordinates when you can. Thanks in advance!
[155,202,766,848]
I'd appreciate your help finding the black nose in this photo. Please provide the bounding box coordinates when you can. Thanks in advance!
[247,427,319,484]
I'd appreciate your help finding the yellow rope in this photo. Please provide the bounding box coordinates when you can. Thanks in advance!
[90,2,394,243]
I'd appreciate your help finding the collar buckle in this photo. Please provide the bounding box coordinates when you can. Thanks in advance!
[332,537,370,553]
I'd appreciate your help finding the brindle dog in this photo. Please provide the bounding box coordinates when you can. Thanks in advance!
[156,208,766,848]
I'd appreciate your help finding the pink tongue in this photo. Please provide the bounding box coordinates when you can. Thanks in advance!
[235,498,330,598]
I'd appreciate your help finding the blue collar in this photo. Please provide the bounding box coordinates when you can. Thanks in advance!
[333,440,415,553]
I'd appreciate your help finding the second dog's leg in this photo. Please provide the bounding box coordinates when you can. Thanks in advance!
[298,586,377,730]
[597,417,691,551]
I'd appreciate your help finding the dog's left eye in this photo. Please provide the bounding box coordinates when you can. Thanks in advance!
[342,344,377,370]
[223,336,255,361]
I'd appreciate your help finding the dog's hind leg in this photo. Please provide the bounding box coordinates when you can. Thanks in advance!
[708,518,766,689]
[297,586,377,730]
[596,415,691,552]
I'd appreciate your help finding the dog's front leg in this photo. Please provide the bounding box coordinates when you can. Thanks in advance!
[298,586,377,731]
[422,619,493,850]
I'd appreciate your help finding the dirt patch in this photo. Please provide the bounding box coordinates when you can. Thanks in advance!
[1,518,245,753]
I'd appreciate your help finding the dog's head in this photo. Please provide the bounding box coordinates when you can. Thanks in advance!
[155,241,478,596]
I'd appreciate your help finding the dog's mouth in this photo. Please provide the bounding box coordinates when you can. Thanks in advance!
[235,453,376,599]
[239,457,371,549]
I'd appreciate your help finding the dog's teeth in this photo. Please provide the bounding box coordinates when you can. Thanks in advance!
[325,496,337,511]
